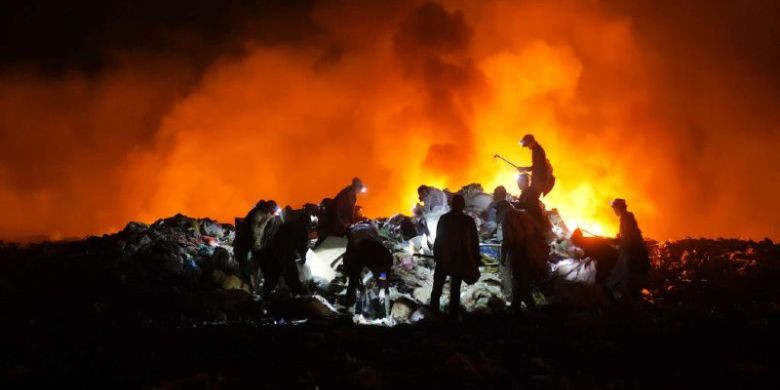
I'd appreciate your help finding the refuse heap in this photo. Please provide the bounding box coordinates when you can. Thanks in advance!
[0,185,777,328]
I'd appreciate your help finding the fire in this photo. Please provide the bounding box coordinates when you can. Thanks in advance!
[0,1,778,241]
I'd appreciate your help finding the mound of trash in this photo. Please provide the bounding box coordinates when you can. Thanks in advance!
[0,184,777,328]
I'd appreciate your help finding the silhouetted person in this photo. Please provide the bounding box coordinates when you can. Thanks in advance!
[493,185,508,203]
[483,186,510,238]
[570,228,619,285]
[256,215,311,297]
[430,195,481,317]
[516,173,537,206]
[260,200,281,247]
[518,134,555,197]
[234,200,276,289]
[498,202,550,310]
[516,173,552,236]
[316,177,365,246]
[343,235,393,308]
[607,199,650,299]
[416,185,448,214]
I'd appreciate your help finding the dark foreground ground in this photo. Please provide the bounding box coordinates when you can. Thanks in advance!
[1,232,778,389]
[2,305,779,389]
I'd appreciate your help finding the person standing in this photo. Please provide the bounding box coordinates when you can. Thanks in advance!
[429,195,481,317]
[316,177,366,246]
[498,203,550,310]
[234,200,276,289]
[607,198,650,299]
[518,134,555,197]
[516,173,552,237]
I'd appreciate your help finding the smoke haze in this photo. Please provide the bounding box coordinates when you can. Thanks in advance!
[1,0,778,241]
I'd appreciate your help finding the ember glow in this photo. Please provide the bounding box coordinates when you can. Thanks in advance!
[0,1,778,241]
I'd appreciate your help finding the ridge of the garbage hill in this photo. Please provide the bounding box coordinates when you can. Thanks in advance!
[0,211,778,389]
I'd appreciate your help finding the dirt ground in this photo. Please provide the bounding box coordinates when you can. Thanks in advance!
[0,236,777,389]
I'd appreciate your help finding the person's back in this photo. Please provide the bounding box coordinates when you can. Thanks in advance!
[483,186,509,237]
[334,185,357,226]
[258,217,310,297]
[570,228,619,284]
[518,184,542,217]
[530,143,548,186]
[609,199,650,299]
[435,212,480,278]
[500,207,549,309]
[247,203,274,251]
[519,134,554,197]
[430,195,480,316]
[419,185,448,214]
[619,211,650,275]
[516,173,552,236]
[343,237,393,307]
[234,200,270,289]
[318,178,364,246]
[619,211,644,245]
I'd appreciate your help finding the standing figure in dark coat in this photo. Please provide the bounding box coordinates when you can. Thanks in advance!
[607,199,650,299]
[498,203,550,310]
[516,173,552,237]
[257,215,311,298]
[430,195,481,317]
[316,177,365,246]
[518,134,555,197]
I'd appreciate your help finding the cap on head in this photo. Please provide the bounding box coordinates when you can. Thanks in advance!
[352,177,364,190]
[451,194,466,211]
[611,198,627,209]
[520,134,535,146]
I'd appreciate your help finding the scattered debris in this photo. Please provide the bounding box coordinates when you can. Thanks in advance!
[0,184,777,329]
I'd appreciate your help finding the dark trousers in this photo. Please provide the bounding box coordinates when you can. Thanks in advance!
[510,254,536,309]
[260,254,307,297]
[430,262,462,315]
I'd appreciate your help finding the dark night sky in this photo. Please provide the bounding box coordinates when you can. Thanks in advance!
[0,0,320,75]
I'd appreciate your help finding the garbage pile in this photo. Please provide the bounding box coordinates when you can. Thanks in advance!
[647,237,779,311]
[0,186,777,328]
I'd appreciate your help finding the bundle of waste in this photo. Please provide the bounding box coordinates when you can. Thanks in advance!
[2,184,776,328]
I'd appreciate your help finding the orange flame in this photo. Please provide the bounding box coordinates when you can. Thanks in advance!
[0,1,778,241]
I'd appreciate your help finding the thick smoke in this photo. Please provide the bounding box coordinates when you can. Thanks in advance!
[393,3,485,178]
[0,0,777,241]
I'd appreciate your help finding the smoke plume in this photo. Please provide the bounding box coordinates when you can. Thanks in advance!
[0,0,778,241]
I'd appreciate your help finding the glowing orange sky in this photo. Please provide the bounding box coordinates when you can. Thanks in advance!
[0,0,778,242]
